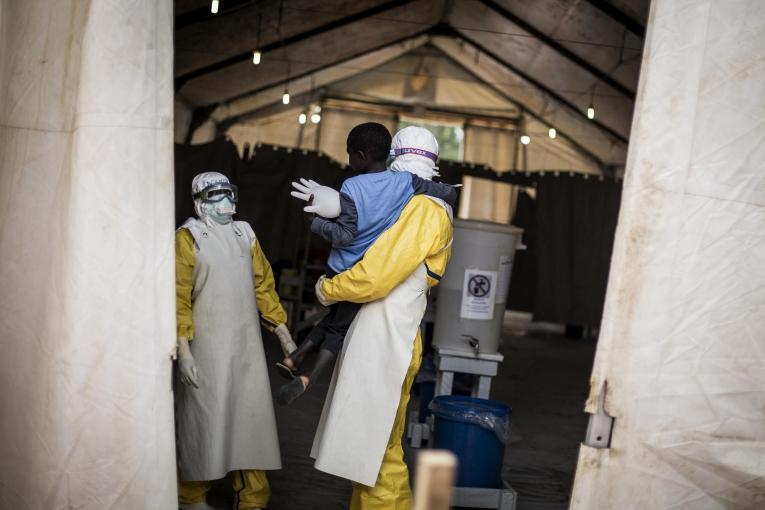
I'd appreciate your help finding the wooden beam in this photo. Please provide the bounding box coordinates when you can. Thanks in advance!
[175,0,255,30]
[213,28,432,110]
[175,0,416,91]
[446,25,629,145]
[583,0,646,37]
[435,38,612,175]
[479,0,636,99]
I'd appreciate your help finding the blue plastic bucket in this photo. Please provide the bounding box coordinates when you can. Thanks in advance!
[430,395,511,488]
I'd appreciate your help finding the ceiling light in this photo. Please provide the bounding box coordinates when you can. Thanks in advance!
[587,106,595,119]
[313,105,322,113]
[311,113,321,124]
[282,91,290,105]
[252,50,261,65]
[548,128,557,139]
[521,135,531,145]
[210,0,219,14]
[298,113,307,125]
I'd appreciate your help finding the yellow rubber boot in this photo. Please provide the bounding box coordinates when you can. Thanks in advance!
[233,469,271,510]
[178,479,213,509]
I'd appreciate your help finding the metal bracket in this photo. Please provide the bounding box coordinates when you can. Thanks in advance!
[584,380,614,448]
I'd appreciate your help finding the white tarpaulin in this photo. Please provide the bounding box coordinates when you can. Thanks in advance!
[0,1,177,508]
[571,1,765,508]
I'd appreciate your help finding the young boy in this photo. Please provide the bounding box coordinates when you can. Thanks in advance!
[276,123,456,405]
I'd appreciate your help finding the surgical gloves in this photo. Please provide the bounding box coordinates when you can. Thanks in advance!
[315,275,337,306]
[274,324,297,357]
[291,178,341,218]
[177,338,200,389]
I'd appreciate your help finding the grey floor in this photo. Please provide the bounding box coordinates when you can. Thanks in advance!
[207,321,597,510]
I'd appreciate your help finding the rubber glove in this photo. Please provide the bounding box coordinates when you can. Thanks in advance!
[177,338,199,389]
[274,323,297,356]
[315,275,337,307]
[290,178,341,218]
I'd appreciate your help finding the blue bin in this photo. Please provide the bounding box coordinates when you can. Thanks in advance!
[430,395,511,488]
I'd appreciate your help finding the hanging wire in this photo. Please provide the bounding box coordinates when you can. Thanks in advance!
[175,48,630,100]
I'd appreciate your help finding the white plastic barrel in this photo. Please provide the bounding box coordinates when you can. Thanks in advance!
[434,219,523,355]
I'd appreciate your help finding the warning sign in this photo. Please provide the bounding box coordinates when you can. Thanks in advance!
[460,269,497,320]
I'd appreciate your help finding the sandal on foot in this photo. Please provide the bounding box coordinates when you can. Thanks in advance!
[277,377,310,406]
[275,362,299,381]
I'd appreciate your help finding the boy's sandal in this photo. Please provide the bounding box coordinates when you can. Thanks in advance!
[276,377,311,406]
[275,362,299,381]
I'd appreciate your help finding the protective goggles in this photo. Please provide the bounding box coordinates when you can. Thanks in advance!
[193,183,239,203]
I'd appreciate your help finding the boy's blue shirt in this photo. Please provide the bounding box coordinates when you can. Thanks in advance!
[327,170,413,273]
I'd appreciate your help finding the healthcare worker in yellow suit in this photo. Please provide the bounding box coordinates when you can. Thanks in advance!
[308,127,455,509]
[175,171,297,510]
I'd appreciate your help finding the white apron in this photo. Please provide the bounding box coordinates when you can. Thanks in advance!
[175,218,281,482]
[311,262,430,487]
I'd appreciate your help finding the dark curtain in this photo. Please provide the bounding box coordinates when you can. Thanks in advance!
[175,140,351,268]
[506,190,537,313]
[518,175,621,326]
[175,140,621,326]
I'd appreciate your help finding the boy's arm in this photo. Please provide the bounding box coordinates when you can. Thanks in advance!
[310,192,358,246]
[410,174,458,207]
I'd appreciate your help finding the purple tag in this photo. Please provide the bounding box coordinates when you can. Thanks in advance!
[390,147,438,162]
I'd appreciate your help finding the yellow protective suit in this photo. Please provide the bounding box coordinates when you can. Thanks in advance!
[175,228,287,508]
[320,195,453,510]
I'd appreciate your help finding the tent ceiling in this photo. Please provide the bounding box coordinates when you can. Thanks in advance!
[174,0,649,169]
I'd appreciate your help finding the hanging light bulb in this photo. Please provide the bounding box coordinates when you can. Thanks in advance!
[311,113,321,124]
[521,135,531,145]
[210,0,219,14]
[298,113,307,125]
[548,127,557,139]
[252,50,261,65]
[587,105,595,119]
[282,90,290,105]
[313,105,322,114]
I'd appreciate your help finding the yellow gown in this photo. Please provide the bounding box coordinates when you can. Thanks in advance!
[319,195,453,510]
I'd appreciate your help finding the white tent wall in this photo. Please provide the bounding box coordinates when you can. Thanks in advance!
[571,1,765,508]
[175,97,194,143]
[464,122,516,171]
[222,46,603,176]
[227,105,323,156]
[458,176,517,224]
[0,1,177,508]
[522,116,602,175]
[191,117,218,145]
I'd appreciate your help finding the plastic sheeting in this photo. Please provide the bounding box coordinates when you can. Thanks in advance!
[0,1,177,508]
[429,397,512,444]
[571,1,765,508]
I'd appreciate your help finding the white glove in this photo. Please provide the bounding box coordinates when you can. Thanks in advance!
[177,338,199,389]
[315,275,337,307]
[290,178,341,219]
[274,323,297,356]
